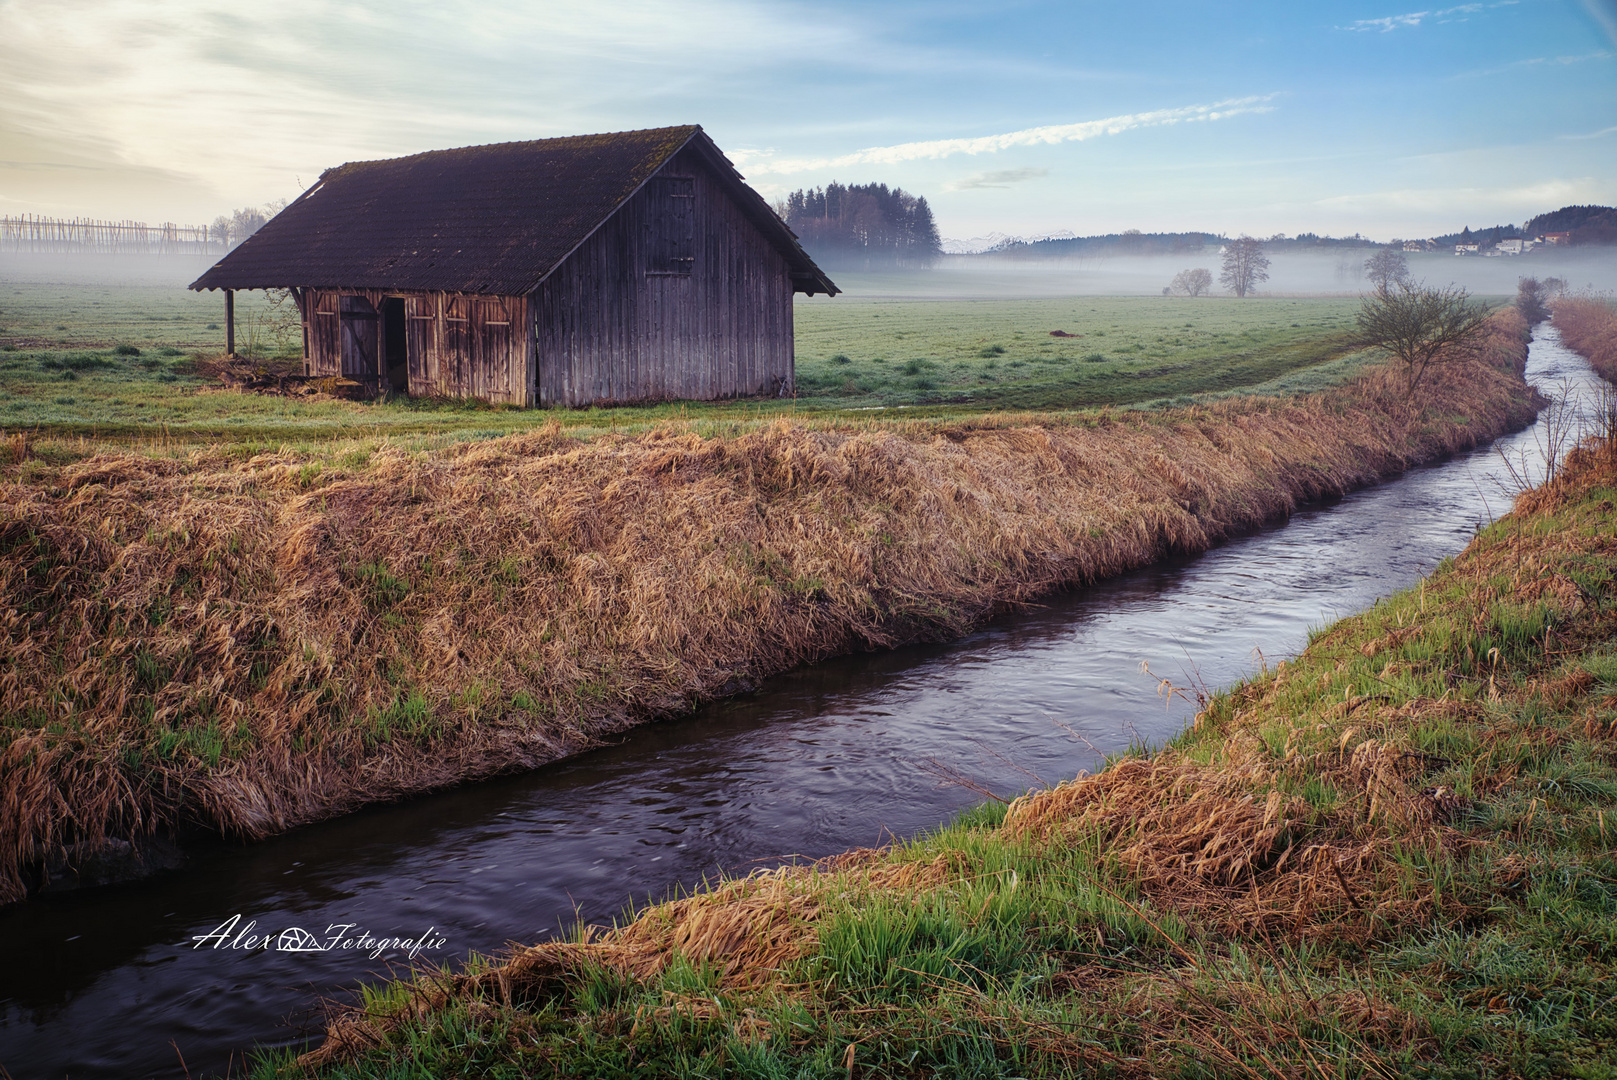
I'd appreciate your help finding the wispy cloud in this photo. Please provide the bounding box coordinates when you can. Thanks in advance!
[1583,0,1617,47]
[1453,50,1613,77]
[1561,124,1617,139]
[1344,1,1515,32]
[1315,178,1599,214]
[946,167,1050,191]
[0,0,883,218]
[734,96,1279,175]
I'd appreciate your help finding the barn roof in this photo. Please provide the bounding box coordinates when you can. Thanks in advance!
[190,125,836,296]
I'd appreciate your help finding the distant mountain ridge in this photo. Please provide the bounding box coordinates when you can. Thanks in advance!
[940,204,1617,258]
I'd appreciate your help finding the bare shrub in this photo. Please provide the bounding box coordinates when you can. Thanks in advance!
[1356,282,1493,393]
[1516,277,1550,324]
[1497,378,1580,495]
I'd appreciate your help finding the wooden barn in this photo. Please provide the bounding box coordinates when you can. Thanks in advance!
[190,125,837,407]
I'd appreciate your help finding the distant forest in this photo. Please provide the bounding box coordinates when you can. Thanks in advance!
[1430,223,1525,248]
[982,230,1380,258]
[991,231,1222,257]
[1523,205,1617,245]
[934,203,1617,264]
[782,183,942,270]
[1426,206,1617,249]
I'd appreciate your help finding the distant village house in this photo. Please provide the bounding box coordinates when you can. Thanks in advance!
[191,126,837,407]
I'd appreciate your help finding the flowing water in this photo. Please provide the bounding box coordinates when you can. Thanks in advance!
[0,325,1603,1079]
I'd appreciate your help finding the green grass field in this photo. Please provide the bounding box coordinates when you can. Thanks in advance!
[794,294,1365,409]
[0,277,283,352]
[0,278,1374,448]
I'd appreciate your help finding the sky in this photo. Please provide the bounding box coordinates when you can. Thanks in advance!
[1,0,1614,243]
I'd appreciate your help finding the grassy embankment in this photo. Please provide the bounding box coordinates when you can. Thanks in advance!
[0,310,1537,905]
[1554,297,1617,383]
[0,284,1370,439]
[257,324,1617,1080]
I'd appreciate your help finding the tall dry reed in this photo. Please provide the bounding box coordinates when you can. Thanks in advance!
[1552,296,1617,382]
[0,311,1536,903]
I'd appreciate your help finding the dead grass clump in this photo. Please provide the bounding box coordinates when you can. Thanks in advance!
[1001,756,1401,935]
[611,867,825,987]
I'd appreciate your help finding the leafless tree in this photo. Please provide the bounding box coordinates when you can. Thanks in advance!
[209,201,284,249]
[1357,282,1493,393]
[1219,236,1269,297]
[1363,247,1410,294]
[1170,268,1213,297]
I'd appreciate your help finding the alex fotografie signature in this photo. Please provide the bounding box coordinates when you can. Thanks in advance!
[190,914,448,960]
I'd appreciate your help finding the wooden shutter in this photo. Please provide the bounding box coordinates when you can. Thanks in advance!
[646,177,695,275]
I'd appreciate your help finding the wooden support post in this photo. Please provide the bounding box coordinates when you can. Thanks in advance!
[225,290,235,357]
[377,298,391,398]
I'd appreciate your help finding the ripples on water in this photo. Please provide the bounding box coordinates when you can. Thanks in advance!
[0,325,1604,1079]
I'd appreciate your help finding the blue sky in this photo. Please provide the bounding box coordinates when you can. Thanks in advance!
[1,0,1613,241]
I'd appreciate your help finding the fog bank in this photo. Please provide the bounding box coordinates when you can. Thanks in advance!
[0,253,219,287]
[5,247,1614,306]
[806,248,1617,302]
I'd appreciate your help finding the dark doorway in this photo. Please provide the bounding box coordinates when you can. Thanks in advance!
[382,298,407,393]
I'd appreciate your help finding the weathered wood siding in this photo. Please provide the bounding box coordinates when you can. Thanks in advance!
[533,146,795,406]
[303,288,533,405]
[306,289,341,377]
[403,292,532,406]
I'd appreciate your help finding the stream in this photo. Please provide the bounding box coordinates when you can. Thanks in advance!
[0,324,1602,1079]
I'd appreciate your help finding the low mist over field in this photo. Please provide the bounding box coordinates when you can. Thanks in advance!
[7,244,1617,303]
[811,246,1617,301]
[0,253,219,288]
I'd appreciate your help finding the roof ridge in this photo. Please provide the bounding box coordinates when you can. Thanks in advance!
[329,125,702,174]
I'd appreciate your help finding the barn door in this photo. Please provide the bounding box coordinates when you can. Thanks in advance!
[339,295,379,382]
[477,297,512,401]
[309,291,340,375]
[405,295,435,394]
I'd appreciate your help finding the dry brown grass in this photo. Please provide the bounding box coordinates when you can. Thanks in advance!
[277,338,1617,1079]
[0,311,1536,904]
[1552,296,1617,382]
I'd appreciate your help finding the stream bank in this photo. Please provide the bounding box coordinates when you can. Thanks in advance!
[0,313,1538,906]
[271,320,1617,1080]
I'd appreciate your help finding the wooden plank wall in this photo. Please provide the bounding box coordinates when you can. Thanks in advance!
[306,289,341,377]
[533,145,794,407]
[305,288,532,405]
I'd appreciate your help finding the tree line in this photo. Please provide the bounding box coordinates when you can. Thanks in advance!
[211,202,284,248]
[781,183,942,270]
